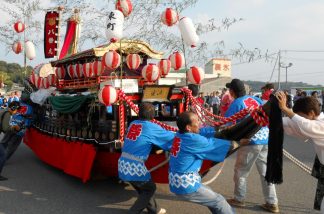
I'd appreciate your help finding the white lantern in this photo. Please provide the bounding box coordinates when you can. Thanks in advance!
[141,63,160,82]
[25,41,36,60]
[98,85,118,106]
[105,10,124,43]
[179,17,199,48]
[169,51,185,70]
[187,66,205,84]
[103,50,121,70]
[126,53,141,70]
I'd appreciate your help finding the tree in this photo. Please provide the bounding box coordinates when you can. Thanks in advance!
[0,0,268,68]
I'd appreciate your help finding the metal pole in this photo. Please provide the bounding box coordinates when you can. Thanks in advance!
[285,67,288,90]
[278,50,281,90]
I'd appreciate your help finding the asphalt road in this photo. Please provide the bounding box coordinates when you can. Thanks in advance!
[0,133,321,214]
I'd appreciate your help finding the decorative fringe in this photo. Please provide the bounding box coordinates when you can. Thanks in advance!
[265,94,284,184]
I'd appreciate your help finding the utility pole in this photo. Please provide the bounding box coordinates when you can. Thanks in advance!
[277,50,281,90]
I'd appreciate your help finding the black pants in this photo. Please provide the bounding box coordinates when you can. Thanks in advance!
[212,105,219,115]
[1,131,22,161]
[312,156,324,210]
[129,180,159,214]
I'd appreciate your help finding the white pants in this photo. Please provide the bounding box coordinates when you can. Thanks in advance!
[233,144,278,204]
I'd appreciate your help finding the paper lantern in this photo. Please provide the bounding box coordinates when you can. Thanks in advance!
[126,53,141,70]
[14,21,25,33]
[92,60,104,76]
[67,65,75,79]
[169,51,185,70]
[55,66,66,79]
[105,10,124,43]
[35,76,43,89]
[187,66,204,84]
[29,72,37,85]
[98,85,118,106]
[158,59,171,77]
[179,17,199,48]
[83,62,93,78]
[42,77,50,89]
[48,74,56,86]
[73,63,83,79]
[141,63,160,82]
[25,41,36,60]
[161,8,178,27]
[103,50,121,70]
[116,0,133,17]
[12,41,23,54]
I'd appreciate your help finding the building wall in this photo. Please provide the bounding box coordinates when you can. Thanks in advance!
[205,58,231,78]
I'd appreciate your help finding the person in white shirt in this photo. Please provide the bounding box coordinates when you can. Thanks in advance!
[275,91,324,212]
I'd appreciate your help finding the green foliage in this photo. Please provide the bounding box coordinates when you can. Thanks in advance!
[243,80,323,92]
[0,61,27,86]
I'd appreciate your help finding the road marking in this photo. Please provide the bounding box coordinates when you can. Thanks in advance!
[0,186,15,192]
[22,191,33,195]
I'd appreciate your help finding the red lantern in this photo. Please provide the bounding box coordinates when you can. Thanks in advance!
[43,77,50,89]
[169,51,185,70]
[29,72,37,85]
[12,41,23,54]
[67,65,75,79]
[92,60,104,76]
[55,66,66,79]
[83,62,93,78]
[126,53,141,70]
[35,77,43,89]
[73,64,83,79]
[48,74,56,86]
[103,50,121,70]
[98,85,118,106]
[158,59,171,77]
[187,66,205,84]
[161,8,178,27]
[14,21,25,33]
[116,0,133,17]
[141,63,160,82]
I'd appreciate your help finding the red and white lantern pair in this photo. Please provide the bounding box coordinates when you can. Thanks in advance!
[12,41,23,54]
[169,51,185,70]
[98,85,118,106]
[103,50,121,70]
[161,8,178,27]
[187,66,205,84]
[67,64,83,79]
[126,53,141,70]
[115,0,133,17]
[141,63,160,82]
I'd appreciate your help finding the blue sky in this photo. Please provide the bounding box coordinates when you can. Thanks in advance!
[1,0,324,85]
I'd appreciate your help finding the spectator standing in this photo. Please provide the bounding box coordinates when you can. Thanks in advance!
[220,88,233,116]
[225,79,279,213]
[209,91,220,115]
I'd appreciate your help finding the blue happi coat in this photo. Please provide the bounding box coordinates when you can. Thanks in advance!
[169,127,231,194]
[225,95,269,145]
[118,120,175,181]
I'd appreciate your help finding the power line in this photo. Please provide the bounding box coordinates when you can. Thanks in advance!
[282,50,324,53]
[269,52,279,82]
[281,56,324,62]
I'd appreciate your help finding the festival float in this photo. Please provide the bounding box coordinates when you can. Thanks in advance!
[19,3,278,185]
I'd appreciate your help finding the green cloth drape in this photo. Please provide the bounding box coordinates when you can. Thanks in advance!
[48,95,94,114]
